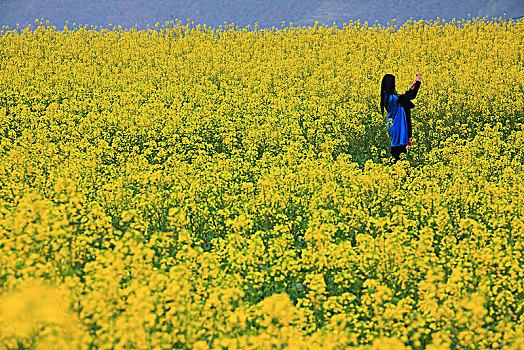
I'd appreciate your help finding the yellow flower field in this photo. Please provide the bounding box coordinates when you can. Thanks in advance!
[0,16,523,349]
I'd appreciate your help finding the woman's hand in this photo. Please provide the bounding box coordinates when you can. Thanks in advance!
[408,138,412,149]
[410,73,422,89]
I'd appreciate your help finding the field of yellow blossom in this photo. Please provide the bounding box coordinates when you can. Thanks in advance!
[0,16,523,349]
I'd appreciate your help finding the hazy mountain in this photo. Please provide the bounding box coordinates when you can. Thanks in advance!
[0,0,522,30]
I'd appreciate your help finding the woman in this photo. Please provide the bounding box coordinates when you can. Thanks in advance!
[380,73,422,161]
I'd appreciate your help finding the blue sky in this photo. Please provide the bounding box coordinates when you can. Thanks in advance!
[1,0,523,30]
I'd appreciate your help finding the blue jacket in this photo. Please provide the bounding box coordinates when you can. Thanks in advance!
[384,81,421,147]
[385,94,409,147]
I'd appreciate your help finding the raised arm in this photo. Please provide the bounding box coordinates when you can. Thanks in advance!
[397,80,421,104]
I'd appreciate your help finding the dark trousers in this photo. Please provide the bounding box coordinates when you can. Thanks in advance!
[391,145,407,161]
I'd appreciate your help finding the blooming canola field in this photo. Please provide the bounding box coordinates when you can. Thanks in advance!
[0,17,523,349]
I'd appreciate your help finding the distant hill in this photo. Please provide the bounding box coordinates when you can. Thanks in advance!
[0,0,523,30]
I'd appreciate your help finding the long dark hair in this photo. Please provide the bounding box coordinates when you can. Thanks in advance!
[380,74,397,116]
